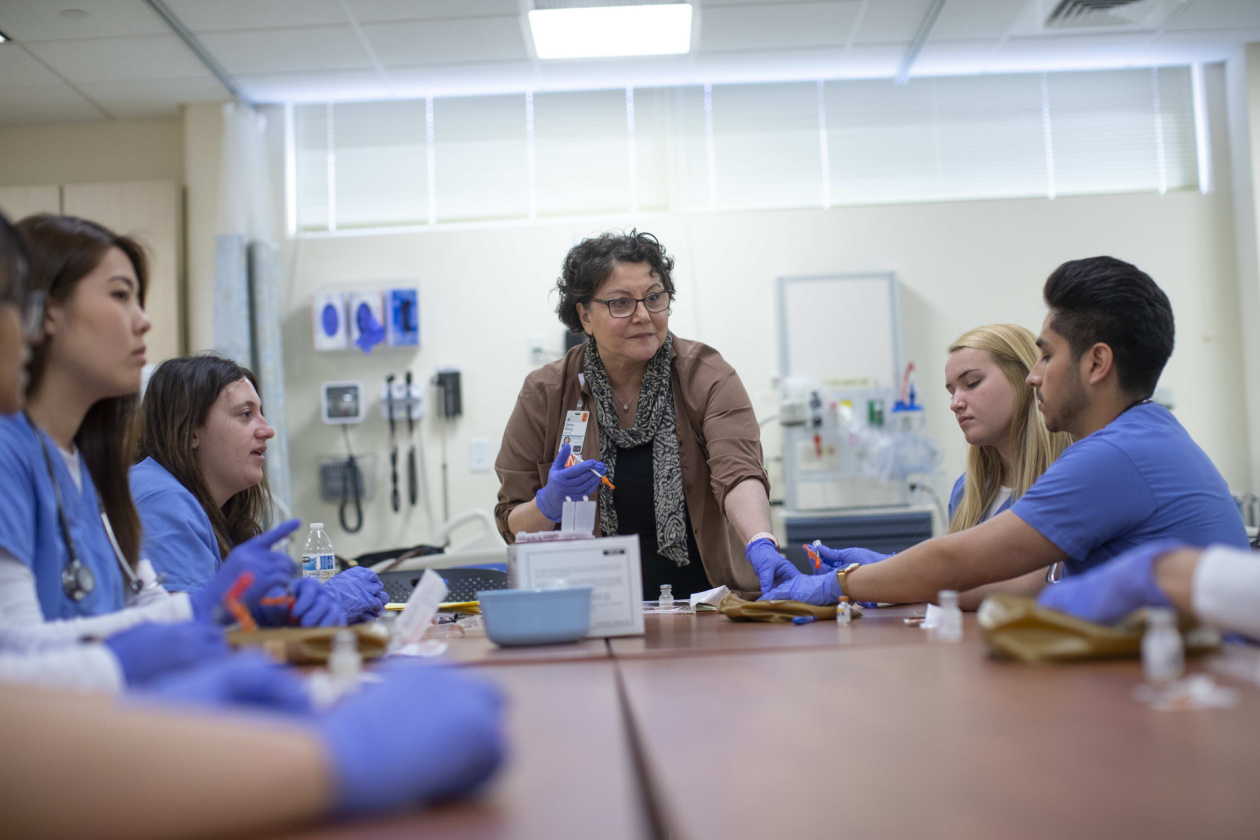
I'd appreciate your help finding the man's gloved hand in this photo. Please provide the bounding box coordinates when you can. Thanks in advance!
[317,661,506,815]
[137,652,313,713]
[746,538,798,595]
[758,570,843,606]
[811,544,891,572]
[534,443,607,522]
[104,621,229,686]
[1037,540,1182,625]
[326,567,390,623]
[188,520,301,623]
[257,577,346,628]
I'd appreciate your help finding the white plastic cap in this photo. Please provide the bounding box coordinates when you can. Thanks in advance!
[310,522,324,530]
[938,590,959,608]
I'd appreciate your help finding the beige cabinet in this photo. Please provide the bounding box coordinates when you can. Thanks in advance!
[63,180,184,363]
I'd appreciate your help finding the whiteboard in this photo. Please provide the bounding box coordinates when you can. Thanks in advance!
[776,273,902,389]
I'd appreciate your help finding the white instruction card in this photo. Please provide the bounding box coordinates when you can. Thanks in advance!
[510,535,644,638]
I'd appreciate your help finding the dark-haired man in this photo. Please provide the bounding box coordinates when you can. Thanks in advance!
[761,256,1248,606]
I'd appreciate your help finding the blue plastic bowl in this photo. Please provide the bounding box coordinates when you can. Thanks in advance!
[477,586,593,647]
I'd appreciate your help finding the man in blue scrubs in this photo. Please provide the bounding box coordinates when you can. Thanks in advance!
[761,256,1249,605]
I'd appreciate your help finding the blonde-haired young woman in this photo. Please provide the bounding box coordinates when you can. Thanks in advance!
[789,323,1072,609]
[944,323,1073,606]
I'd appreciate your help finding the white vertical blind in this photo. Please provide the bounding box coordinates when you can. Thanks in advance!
[710,82,824,211]
[290,66,1201,235]
[533,89,631,217]
[432,94,530,223]
[331,100,428,230]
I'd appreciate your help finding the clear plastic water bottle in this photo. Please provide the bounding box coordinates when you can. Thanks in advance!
[302,522,336,582]
[1142,608,1184,686]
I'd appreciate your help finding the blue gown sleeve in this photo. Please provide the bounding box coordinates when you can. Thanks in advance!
[0,422,39,569]
[133,480,222,593]
[947,474,965,522]
[1010,438,1155,563]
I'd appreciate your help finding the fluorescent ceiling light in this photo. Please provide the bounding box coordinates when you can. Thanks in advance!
[529,4,692,60]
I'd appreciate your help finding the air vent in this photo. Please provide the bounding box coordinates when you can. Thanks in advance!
[1045,0,1160,28]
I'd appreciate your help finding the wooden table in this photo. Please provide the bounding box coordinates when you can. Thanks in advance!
[609,605,932,659]
[617,633,1260,839]
[272,660,647,840]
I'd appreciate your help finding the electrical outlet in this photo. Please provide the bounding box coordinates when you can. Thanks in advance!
[469,438,493,472]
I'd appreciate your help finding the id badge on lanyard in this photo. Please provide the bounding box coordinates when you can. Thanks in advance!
[560,373,590,467]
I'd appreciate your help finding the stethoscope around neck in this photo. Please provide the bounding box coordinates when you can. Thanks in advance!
[26,412,144,602]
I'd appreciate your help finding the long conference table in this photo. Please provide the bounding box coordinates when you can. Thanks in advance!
[279,605,1260,840]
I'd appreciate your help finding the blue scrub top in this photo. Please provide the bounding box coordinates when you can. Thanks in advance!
[0,414,127,618]
[1011,402,1248,576]
[131,457,221,593]
[947,474,1014,524]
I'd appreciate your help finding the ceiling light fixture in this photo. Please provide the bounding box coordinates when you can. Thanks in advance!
[528,3,693,60]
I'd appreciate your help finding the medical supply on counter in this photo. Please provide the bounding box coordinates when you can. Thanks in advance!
[560,495,598,533]
[935,590,962,642]
[479,586,594,647]
[1142,608,1185,686]
[328,630,362,692]
[390,569,449,653]
[228,624,391,665]
[509,534,644,638]
[837,598,852,627]
[302,523,337,582]
[689,585,730,612]
[659,584,674,611]
[718,592,859,624]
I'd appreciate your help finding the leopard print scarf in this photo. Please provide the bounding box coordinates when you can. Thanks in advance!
[584,334,689,567]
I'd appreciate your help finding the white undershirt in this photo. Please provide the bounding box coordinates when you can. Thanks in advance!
[986,486,1013,520]
[1192,546,1260,638]
[57,444,82,492]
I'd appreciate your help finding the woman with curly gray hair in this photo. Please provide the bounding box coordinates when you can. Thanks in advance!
[494,231,792,599]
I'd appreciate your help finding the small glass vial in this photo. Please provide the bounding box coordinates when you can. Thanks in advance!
[1142,608,1184,686]
[936,590,962,642]
[837,597,852,627]
[328,629,362,694]
[659,584,674,611]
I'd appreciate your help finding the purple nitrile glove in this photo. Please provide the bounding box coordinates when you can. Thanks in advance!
[811,544,891,572]
[535,443,607,522]
[1036,540,1182,625]
[137,652,313,714]
[104,621,229,686]
[758,569,844,606]
[286,577,347,628]
[746,538,798,595]
[188,520,301,624]
[327,567,390,623]
[317,660,506,815]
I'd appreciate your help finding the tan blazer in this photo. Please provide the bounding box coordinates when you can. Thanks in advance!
[494,335,768,596]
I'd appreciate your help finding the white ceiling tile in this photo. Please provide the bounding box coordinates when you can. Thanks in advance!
[1164,0,1260,30]
[198,26,372,75]
[930,0,1026,40]
[0,84,104,124]
[852,0,935,44]
[0,0,166,41]
[988,32,1159,72]
[25,34,209,83]
[163,0,345,32]
[387,60,539,96]
[0,45,64,87]
[347,0,519,23]
[363,17,528,66]
[235,69,390,102]
[699,3,861,52]
[77,76,229,117]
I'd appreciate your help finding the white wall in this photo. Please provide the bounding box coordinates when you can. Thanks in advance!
[285,179,1249,557]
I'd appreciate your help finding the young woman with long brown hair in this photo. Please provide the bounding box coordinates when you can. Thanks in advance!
[0,214,318,644]
[133,354,384,623]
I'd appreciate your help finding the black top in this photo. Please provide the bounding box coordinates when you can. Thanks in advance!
[611,443,711,599]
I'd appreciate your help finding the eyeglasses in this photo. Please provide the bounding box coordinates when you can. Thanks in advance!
[21,291,45,343]
[591,291,672,319]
